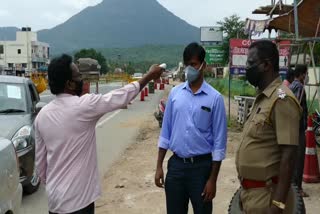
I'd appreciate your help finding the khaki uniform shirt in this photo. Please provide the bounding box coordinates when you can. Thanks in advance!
[236,78,302,181]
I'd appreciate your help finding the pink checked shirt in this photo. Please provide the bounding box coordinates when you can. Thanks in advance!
[35,82,140,213]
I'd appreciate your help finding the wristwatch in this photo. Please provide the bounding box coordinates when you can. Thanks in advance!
[272,200,286,210]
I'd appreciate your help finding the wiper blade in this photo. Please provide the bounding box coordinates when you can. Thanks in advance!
[0,109,25,113]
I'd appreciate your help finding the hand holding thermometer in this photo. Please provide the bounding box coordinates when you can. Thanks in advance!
[159,63,167,78]
[159,63,167,70]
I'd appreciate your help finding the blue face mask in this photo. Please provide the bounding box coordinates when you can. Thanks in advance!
[185,63,203,83]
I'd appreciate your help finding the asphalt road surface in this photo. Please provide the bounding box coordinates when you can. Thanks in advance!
[21,82,167,214]
[39,83,121,104]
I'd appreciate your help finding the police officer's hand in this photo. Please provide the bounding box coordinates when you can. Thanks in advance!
[202,179,217,202]
[155,167,164,188]
[267,205,283,214]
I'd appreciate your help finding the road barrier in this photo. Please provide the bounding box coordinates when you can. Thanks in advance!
[160,83,165,90]
[303,115,320,183]
[144,87,149,97]
[140,90,145,101]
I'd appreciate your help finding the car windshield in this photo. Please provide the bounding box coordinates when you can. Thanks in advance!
[0,83,27,113]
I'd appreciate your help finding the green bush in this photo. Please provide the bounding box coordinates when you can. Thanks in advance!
[206,78,256,97]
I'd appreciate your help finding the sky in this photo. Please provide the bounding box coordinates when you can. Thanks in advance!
[0,0,294,31]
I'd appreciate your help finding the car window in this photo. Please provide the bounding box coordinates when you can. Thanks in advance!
[0,83,27,112]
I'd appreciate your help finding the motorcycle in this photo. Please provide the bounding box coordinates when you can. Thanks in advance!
[313,110,320,147]
[228,186,305,214]
[154,98,166,128]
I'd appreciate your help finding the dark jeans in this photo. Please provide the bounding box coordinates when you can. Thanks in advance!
[293,129,306,190]
[49,203,94,214]
[165,155,212,214]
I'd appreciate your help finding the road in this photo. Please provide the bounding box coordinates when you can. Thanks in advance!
[21,82,167,214]
[39,83,122,103]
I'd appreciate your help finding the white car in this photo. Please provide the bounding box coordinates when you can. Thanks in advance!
[0,138,22,214]
[132,73,143,80]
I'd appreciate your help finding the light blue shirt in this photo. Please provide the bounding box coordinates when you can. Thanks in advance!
[158,81,227,161]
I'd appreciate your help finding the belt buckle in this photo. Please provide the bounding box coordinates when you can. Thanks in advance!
[183,157,194,164]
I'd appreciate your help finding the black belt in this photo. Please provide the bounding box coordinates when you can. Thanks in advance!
[173,153,212,164]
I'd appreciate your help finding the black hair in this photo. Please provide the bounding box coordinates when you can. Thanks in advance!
[286,68,295,81]
[294,64,308,78]
[48,54,73,95]
[183,42,206,64]
[249,40,279,72]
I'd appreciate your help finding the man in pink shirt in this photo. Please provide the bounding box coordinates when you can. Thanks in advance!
[35,54,163,214]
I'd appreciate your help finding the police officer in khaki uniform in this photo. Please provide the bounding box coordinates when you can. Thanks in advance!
[235,40,302,214]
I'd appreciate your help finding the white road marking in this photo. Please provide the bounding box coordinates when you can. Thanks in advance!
[96,110,122,128]
[40,85,117,98]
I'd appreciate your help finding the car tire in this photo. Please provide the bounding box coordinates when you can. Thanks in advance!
[23,167,40,195]
[228,186,305,214]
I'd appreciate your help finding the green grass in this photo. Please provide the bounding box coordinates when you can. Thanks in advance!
[207,77,320,115]
[308,100,320,114]
[206,77,256,97]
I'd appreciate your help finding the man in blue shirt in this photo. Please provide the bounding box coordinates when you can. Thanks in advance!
[154,43,227,214]
[289,64,309,197]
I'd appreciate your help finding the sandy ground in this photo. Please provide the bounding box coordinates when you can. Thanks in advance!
[95,85,320,214]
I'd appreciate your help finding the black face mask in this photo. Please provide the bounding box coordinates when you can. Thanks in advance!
[73,80,84,96]
[245,62,264,87]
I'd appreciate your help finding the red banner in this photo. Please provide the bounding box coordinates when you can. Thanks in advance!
[230,39,291,75]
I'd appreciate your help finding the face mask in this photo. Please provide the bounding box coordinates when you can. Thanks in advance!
[245,62,263,87]
[73,80,84,96]
[185,63,203,83]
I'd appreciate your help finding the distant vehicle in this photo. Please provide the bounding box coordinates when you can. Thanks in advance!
[0,138,22,214]
[154,98,167,128]
[0,75,46,194]
[132,73,143,79]
[132,73,143,80]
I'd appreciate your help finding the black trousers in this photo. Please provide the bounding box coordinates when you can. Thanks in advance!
[165,154,212,214]
[49,203,94,214]
[293,129,306,190]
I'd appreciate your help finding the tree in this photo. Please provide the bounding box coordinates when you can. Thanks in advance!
[74,49,109,74]
[217,14,247,64]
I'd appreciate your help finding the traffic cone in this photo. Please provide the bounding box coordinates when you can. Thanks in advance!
[303,115,320,183]
[140,90,145,101]
[160,83,165,90]
[144,87,148,97]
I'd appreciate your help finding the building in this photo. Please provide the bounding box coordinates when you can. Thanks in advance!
[0,27,50,74]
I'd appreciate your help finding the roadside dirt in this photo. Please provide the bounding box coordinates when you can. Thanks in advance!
[95,85,320,214]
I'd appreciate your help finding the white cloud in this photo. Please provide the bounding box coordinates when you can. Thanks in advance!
[42,12,71,24]
[0,0,294,31]
[0,9,10,17]
[59,0,102,10]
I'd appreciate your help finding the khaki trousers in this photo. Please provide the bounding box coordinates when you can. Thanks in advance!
[240,185,294,214]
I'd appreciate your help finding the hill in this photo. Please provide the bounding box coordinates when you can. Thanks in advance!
[37,0,199,53]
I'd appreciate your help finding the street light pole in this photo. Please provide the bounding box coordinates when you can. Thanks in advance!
[294,0,300,40]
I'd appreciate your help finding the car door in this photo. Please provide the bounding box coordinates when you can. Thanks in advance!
[27,82,39,116]
[0,138,22,214]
